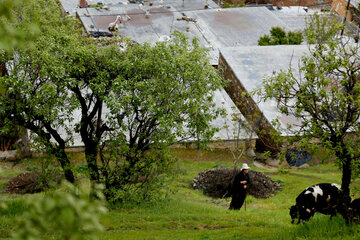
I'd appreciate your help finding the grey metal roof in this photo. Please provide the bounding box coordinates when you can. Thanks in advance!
[351,0,360,8]
[219,45,310,135]
[59,0,79,14]
[185,7,290,47]
[59,0,219,14]
[57,1,313,143]
[77,6,297,64]
[212,89,252,140]
[271,6,317,32]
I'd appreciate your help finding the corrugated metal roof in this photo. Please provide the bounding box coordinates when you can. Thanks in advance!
[59,0,79,14]
[59,0,220,14]
[57,0,312,143]
[219,45,309,135]
[271,6,317,32]
[351,0,360,8]
[77,6,297,64]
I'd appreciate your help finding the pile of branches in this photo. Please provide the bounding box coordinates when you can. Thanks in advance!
[5,172,62,194]
[190,168,282,199]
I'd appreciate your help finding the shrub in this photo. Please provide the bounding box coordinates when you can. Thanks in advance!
[270,27,287,44]
[222,0,245,8]
[287,31,303,44]
[100,145,176,205]
[258,34,272,46]
[12,181,107,240]
[258,27,303,45]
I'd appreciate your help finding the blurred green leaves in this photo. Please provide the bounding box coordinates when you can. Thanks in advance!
[0,0,39,50]
[12,181,107,240]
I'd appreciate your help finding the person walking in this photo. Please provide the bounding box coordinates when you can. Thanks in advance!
[229,163,250,210]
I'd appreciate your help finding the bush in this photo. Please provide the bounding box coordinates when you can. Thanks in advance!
[258,27,303,45]
[287,31,303,44]
[222,0,245,8]
[12,181,107,240]
[258,34,272,46]
[100,145,176,204]
[270,27,287,44]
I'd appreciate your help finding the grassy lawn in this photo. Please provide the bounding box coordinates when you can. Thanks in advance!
[0,149,360,239]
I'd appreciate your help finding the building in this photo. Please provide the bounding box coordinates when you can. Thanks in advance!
[219,45,308,153]
[58,0,313,148]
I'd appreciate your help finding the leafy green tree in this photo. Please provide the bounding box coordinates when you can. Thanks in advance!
[1,0,224,201]
[260,14,359,219]
[258,27,303,46]
[101,32,224,202]
[0,0,81,182]
[63,39,125,186]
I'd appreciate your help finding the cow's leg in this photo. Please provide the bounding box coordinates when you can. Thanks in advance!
[330,208,336,220]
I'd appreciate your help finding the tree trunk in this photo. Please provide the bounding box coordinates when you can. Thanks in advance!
[341,156,352,198]
[85,142,100,183]
[0,62,6,77]
[53,146,75,183]
[338,154,352,222]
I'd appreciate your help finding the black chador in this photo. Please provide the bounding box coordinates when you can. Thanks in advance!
[229,166,250,210]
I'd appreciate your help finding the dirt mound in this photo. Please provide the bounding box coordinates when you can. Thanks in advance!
[5,172,42,194]
[190,168,282,199]
[5,172,63,194]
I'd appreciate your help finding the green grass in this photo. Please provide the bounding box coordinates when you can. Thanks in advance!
[0,149,360,239]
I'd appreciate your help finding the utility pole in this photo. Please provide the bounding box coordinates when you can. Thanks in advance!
[341,0,352,36]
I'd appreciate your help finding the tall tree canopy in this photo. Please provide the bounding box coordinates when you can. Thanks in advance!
[101,33,224,202]
[0,0,224,200]
[261,14,360,218]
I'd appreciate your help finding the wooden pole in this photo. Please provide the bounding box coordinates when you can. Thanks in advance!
[341,0,352,36]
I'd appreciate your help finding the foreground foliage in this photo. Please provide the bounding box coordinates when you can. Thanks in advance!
[5,181,106,240]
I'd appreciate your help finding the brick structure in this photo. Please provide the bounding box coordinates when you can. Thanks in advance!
[79,0,88,8]
[271,0,331,7]
[331,0,360,24]
[225,0,331,6]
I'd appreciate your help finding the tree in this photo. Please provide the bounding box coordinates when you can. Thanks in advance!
[260,14,360,219]
[0,0,83,182]
[100,32,224,202]
[258,27,303,46]
[63,39,125,187]
[1,0,224,201]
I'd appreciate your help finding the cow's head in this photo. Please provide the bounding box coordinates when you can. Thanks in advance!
[289,205,299,224]
[298,207,314,223]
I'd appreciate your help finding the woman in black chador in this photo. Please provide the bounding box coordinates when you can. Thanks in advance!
[229,163,250,210]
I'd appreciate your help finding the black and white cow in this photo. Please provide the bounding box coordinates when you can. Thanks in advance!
[290,183,341,224]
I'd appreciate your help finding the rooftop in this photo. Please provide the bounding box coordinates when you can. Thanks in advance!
[219,45,310,135]
[75,5,301,63]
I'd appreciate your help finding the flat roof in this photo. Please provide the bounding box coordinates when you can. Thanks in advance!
[77,6,297,64]
[270,6,317,32]
[220,45,310,134]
